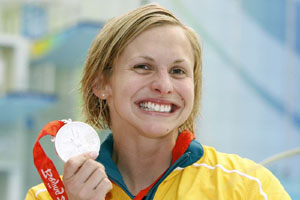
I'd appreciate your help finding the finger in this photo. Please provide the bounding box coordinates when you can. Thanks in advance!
[94,178,113,199]
[88,151,100,160]
[75,159,106,183]
[87,166,107,188]
[78,167,107,198]
[63,151,99,180]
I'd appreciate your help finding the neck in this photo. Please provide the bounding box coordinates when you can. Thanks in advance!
[112,129,178,195]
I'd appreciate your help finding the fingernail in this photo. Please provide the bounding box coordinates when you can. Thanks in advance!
[89,151,99,158]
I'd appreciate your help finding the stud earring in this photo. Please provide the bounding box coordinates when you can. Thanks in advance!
[101,93,106,98]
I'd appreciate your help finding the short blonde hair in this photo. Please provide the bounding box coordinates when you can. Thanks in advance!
[81,3,202,133]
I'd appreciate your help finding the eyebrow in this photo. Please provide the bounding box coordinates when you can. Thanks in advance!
[137,55,186,64]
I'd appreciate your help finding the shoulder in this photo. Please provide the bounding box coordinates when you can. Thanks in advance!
[193,145,291,199]
[199,145,261,171]
[25,183,51,200]
[169,145,290,199]
[184,145,269,182]
[195,145,273,184]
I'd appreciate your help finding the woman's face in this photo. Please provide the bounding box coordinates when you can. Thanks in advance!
[104,25,194,138]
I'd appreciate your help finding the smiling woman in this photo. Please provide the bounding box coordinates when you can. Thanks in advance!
[97,25,195,139]
[26,3,291,200]
[82,6,202,134]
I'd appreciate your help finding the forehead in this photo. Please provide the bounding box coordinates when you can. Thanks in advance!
[131,25,190,48]
[118,25,194,64]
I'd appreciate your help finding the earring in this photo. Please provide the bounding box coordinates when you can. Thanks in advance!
[101,93,106,98]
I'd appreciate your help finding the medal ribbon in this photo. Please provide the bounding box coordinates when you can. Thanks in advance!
[33,120,69,200]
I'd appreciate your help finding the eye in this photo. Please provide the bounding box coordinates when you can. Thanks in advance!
[133,64,152,74]
[170,67,186,76]
[134,64,150,70]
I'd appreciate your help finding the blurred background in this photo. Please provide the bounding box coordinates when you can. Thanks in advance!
[0,0,299,199]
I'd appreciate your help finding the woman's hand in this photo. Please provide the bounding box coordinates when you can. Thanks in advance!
[63,152,112,200]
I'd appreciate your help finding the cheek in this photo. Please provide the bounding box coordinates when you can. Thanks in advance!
[110,75,142,103]
[178,80,194,105]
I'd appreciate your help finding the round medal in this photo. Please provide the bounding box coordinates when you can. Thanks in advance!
[55,121,100,162]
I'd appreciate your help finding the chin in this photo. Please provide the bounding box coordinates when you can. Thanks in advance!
[139,125,178,139]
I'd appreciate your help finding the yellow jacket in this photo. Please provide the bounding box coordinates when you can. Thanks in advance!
[26,132,291,200]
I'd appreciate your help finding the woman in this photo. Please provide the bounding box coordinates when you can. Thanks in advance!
[26,3,291,200]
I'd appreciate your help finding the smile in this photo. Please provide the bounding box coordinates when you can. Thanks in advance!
[139,101,173,113]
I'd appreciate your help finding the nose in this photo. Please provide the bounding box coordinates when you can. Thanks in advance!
[151,70,173,95]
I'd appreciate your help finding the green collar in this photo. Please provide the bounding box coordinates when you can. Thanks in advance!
[96,132,204,199]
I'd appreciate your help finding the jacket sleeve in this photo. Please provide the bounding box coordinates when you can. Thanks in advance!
[245,164,291,200]
[25,189,36,200]
[25,183,52,200]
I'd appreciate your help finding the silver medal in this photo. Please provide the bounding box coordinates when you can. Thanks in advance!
[54,121,100,162]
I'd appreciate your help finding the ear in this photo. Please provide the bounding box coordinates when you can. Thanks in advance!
[92,76,111,100]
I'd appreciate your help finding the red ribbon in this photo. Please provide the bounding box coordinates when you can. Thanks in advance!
[33,120,69,200]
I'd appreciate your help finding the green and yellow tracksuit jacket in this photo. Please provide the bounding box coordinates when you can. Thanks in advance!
[26,131,291,200]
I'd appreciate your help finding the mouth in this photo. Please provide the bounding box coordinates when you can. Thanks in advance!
[137,101,177,113]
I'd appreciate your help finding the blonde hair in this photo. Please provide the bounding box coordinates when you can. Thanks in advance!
[81,3,202,133]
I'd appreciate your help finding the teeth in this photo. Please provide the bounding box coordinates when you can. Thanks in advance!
[160,105,165,112]
[139,102,172,113]
[154,104,159,111]
[151,103,155,110]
